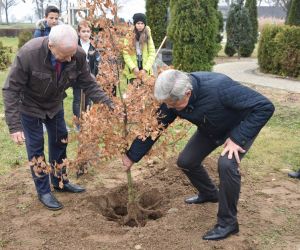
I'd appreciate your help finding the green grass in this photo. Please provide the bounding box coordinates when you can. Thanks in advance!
[1,36,19,50]
[0,37,299,179]
[0,23,34,29]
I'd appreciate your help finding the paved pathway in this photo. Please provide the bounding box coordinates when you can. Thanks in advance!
[213,58,300,93]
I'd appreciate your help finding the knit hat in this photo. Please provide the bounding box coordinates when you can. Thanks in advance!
[133,13,146,25]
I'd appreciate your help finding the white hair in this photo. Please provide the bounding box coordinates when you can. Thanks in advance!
[154,69,193,101]
[48,24,78,49]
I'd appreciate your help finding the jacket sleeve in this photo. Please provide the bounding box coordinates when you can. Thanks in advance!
[76,56,113,109]
[143,27,156,73]
[2,52,29,133]
[126,104,177,162]
[219,81,275,146]
[123,38,137,71]
[33,29,41,38]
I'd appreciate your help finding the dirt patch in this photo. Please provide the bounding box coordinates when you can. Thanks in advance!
[0,155,299,250]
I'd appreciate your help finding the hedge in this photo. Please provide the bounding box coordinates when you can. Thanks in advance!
[0,28,34,37]
[0,41,12,70]
[258,24,300,77]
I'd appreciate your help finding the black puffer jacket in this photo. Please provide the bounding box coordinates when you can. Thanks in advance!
[126,72,275,162]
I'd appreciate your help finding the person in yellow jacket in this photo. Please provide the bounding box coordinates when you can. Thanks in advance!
[123,13,156,83]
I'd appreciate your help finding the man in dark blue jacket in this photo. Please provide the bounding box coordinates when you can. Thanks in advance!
[122,69,275,240]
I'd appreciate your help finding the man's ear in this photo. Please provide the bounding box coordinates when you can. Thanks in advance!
[186,90,192,97]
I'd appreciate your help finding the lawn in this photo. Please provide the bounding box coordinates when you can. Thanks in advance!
[0,23,34,29]
[0,37,299,178]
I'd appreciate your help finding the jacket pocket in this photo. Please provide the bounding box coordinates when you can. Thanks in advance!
[31,71,52,96]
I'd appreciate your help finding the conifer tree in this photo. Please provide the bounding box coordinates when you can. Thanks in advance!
[225,0,253,57]
[286,0,300,26]
[146,0,169,47]
[167,0,219,72]
[245,0,258,43]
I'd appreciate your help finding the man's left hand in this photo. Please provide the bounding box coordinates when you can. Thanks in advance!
[221,138,246,164]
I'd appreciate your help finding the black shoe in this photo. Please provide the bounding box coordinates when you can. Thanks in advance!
[202,223,239,241]
[38,192,63,210]
[185,193,218,204]
[54,182,86,193]
[288,170,300,179]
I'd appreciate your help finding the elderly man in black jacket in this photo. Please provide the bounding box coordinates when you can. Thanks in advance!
[3,25,113,211]
[122,69,275,240]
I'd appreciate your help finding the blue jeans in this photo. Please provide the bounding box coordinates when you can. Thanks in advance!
[21,110,69,195]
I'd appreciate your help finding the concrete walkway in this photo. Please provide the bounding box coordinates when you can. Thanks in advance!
[213,58,300,93]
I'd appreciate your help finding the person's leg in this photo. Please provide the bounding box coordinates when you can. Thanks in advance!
[45,109,68,188]
[20,113,50,195]
[217,138,254,227]
[72,87,81,118]
[45,109,85,193]
[203,138,255,240]
[177,130,219,198]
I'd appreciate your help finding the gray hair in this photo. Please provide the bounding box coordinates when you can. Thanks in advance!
[154,69,193,101]
[48,24,78,49]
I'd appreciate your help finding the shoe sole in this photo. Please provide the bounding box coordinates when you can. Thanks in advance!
[185,200,219,204]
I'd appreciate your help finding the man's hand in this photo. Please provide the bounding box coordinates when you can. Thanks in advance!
[10,131,25,144]
[122,154,134,172]
[221,138,246,164]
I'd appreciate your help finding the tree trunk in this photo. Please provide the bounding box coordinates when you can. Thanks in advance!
[5,4,8,24]
[0,0,3,24]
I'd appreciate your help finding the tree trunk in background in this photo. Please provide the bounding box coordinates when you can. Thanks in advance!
[0,0,3,24]
[5,1,8,24]
[35,0,41,18]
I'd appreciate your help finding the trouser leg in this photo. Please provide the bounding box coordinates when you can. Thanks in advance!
[217,138,255,226]
[21,113,50,195]
[177,130,219,197]
[45,109,69,188]
[72,87,81,118]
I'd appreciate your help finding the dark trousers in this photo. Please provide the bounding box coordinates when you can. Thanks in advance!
[72,88,92,118]
[21,110,69,195]
[177,129,254,227]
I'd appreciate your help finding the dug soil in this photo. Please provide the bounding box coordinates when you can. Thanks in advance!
[0,155,299,250]
[1,86,300,250]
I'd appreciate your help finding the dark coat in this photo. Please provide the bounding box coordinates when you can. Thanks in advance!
[126,72,275,162]
[2,37,113,133]
[78,39,100,77]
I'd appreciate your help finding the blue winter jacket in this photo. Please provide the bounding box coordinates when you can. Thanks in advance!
[126,72,275,162]
[33,20,52,38]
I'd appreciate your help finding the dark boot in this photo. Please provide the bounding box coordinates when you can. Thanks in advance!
[185,192,219,204]
[53,182,85,193]
[202,223,239,240]
[288,170,300,179]
[38,192,63,210]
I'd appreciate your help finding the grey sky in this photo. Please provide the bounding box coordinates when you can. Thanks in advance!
[8,0,145,22]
